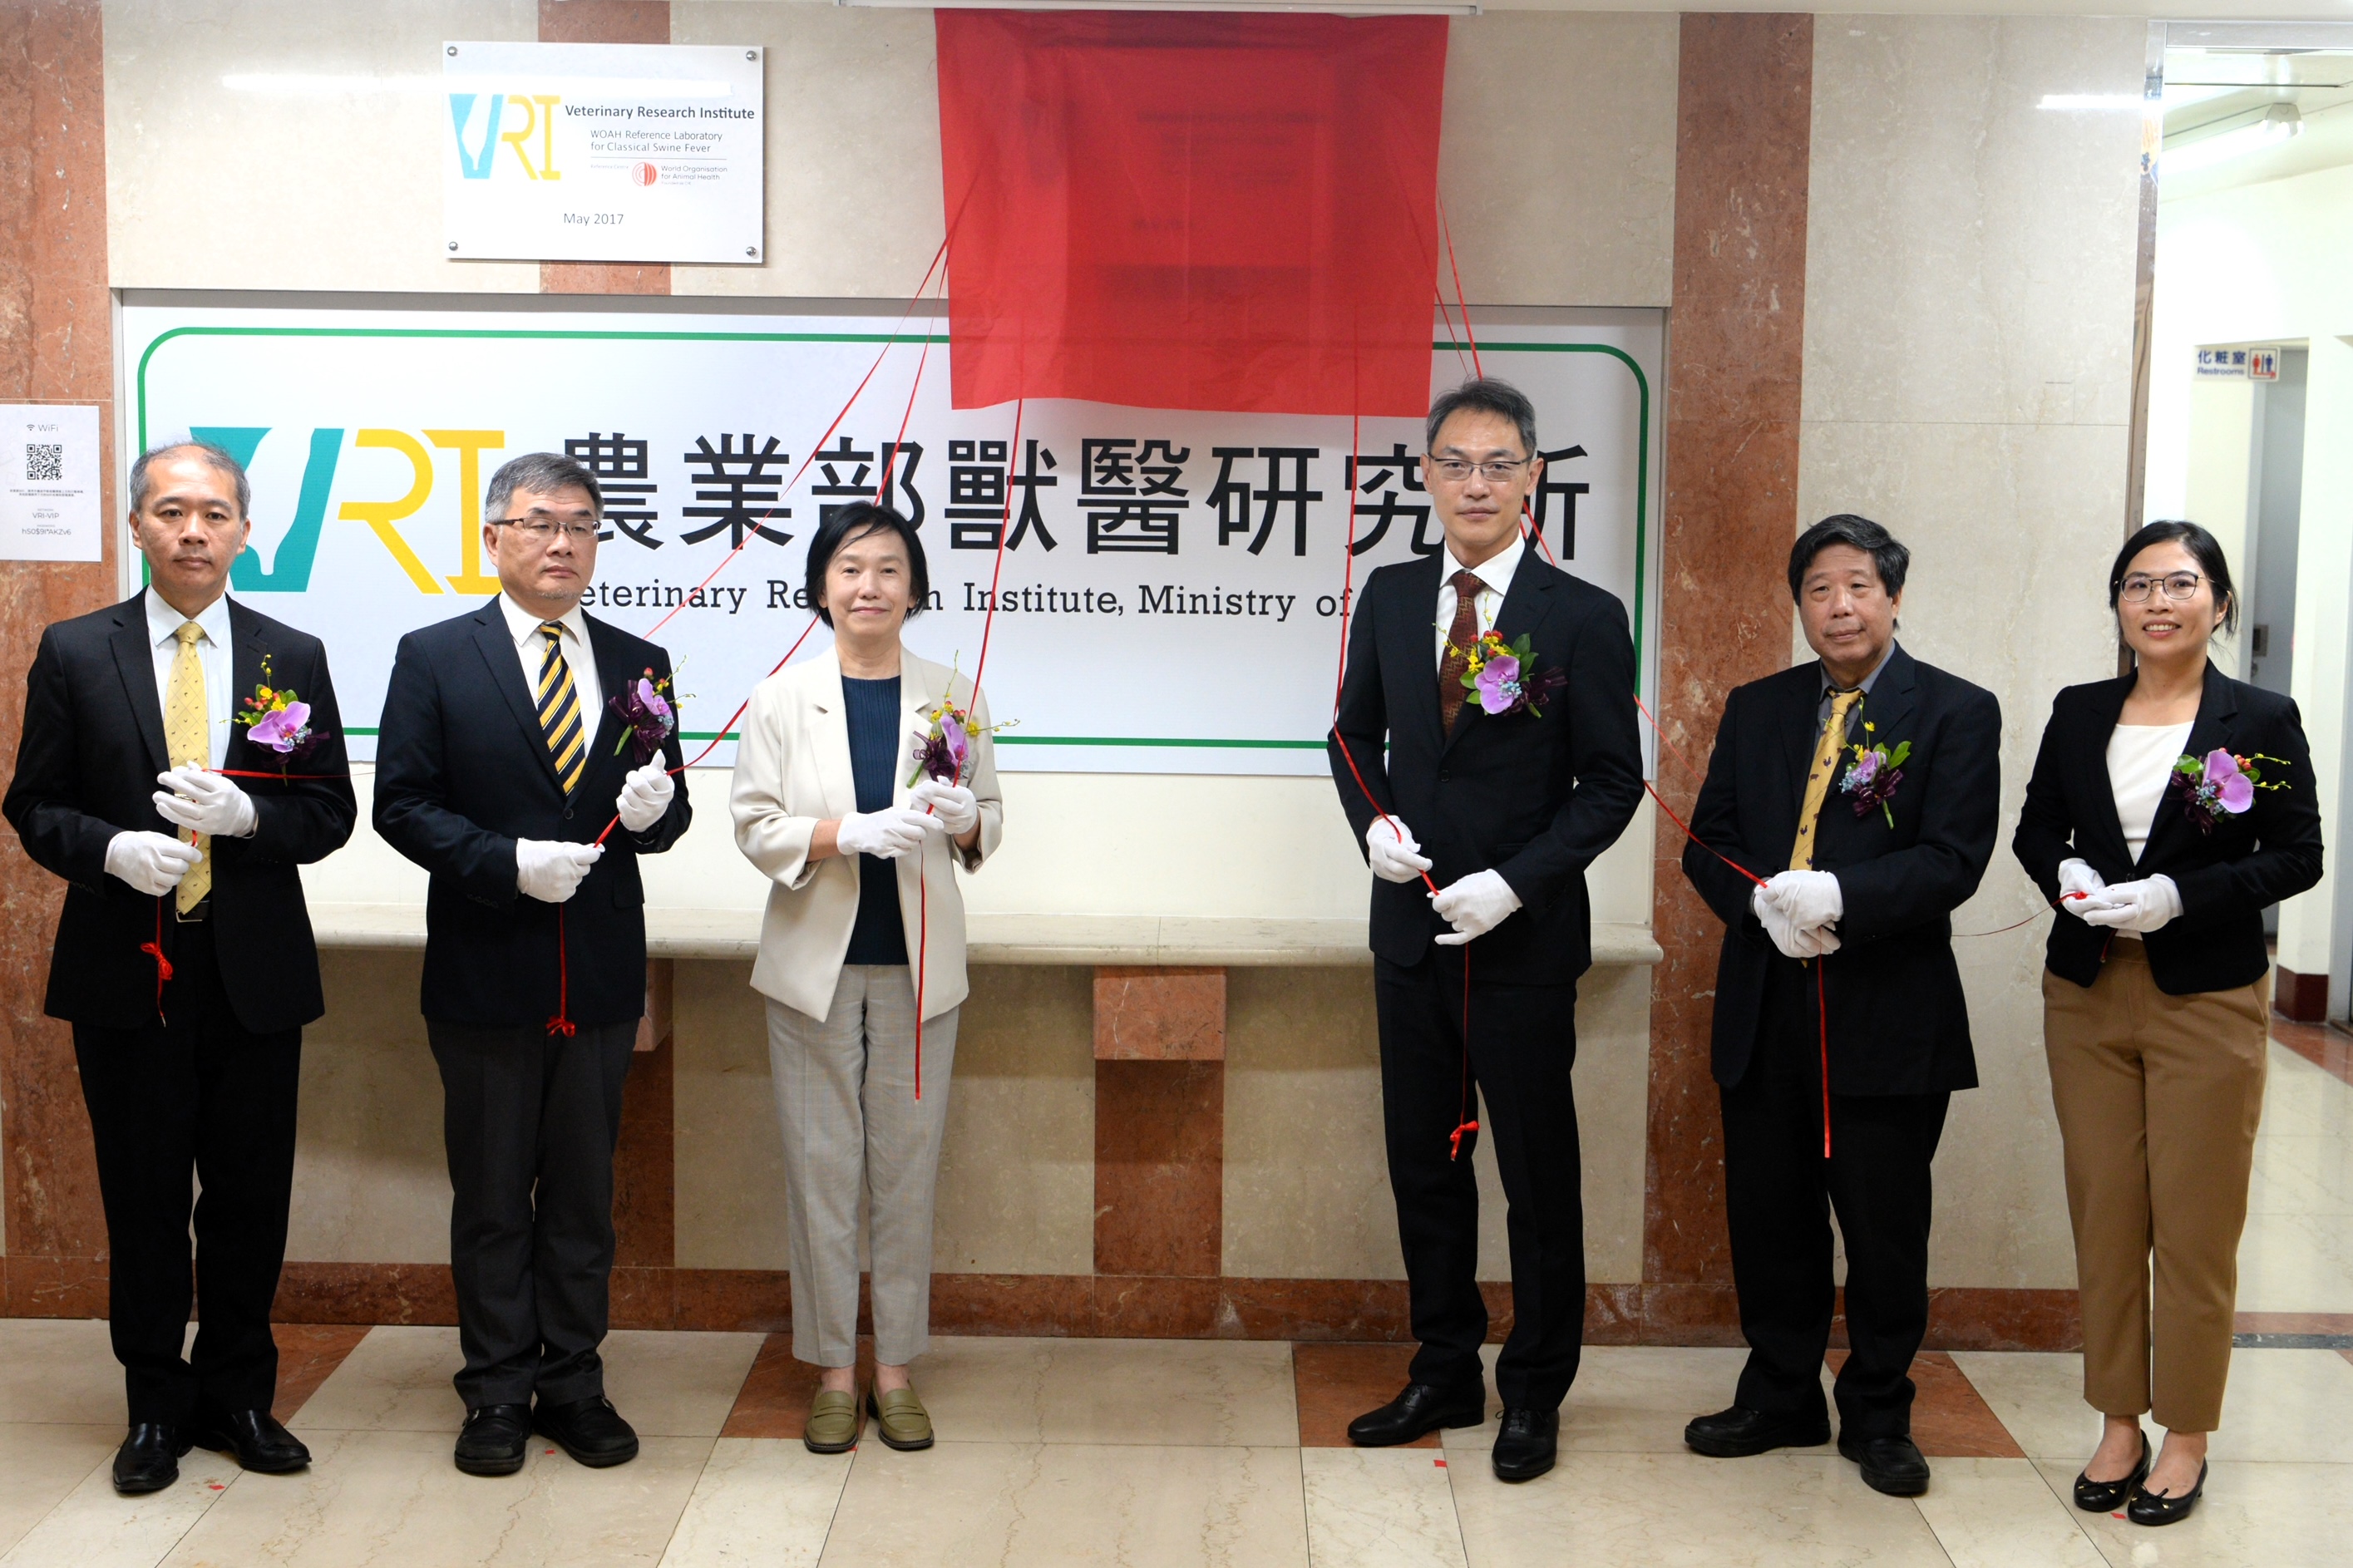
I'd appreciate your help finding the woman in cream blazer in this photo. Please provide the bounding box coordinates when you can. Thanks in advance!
[729,501,1002,1456]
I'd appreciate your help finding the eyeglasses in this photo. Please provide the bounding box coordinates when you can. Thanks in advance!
[2119,571,2204,604]
[492,512,601,544]
[1427,457,1532,485]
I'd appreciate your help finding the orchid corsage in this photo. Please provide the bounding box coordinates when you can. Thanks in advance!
[2170,747,2288,835]
[1838,721,1911,827]
[609,668,680,763]
[1447,629,1567,720]
[233,655,326,768]
[905,671,1014,788]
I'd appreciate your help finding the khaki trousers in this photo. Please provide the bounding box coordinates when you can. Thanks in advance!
[2042,941,2267,1432]
[767,966,959,1368]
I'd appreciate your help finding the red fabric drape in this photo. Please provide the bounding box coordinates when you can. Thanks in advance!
[935,11,1448,417]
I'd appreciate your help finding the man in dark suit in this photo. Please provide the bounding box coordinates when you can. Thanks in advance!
[1329,378,1644,1482]
[3,441,355,1493]
[373,451,689,1477]
[1678,514,2000,1497]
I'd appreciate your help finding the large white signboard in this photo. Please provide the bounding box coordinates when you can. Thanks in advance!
[0,402,102,562]
[122,303,1661,776]
[442,41,765,264]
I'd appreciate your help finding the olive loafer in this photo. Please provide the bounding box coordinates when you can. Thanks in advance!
[803,1389,861,1454]
[867,1387,935,1451]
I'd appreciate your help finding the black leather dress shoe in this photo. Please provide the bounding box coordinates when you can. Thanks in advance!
[1684,1405,1832,1458]
[454,1403,532,1477]
[2126,1460,2206,1526]
[190,1408,311,1474]
[2073,1431,2151,1512]
[1346,1382,1487,1447]
[1491,1407,1559,1482]
[1839,1432,1931,1497]
[113,1423,190,1495]
[534,1395,640,1468]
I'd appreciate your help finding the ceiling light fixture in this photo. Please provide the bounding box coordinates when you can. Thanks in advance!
[2162,101,2303,174]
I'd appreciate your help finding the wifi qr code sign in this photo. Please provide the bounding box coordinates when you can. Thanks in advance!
[25,443,63,482]
[2,404,101,561]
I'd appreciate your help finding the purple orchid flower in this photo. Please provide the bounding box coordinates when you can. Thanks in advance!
[1847,751,1881,789]
[911,713,973,786]
[1475,654,1524,715]
[610,671,679,763]
[246,701,311,754]
[2204,749,2254,814]
[637,678,672,727]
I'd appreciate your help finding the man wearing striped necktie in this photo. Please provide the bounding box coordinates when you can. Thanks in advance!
[374,452,690,1479]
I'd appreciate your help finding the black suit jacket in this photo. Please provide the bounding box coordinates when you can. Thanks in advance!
[2013,662,2321,995]
[372,601,690,1028]
[1328,547,1644,980]
[2,594,357,1032]
[1680,644,2000,1095]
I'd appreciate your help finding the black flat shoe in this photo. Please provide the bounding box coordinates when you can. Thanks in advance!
[112,1423,190,1495]
[2126,1460,2206,1526]
[2074,1431,2151,1512]
[1346,1382,1487,1447]
[1684,1404,1832,1458]
[454,1403,531,1477]
[190,1408,311,1474]
[1839,1432,1931,1497]
[534,1394,640,1468]
[1491,1407,1558,1482]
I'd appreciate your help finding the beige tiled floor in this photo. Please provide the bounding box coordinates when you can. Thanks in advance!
[0,1042,2337,1566]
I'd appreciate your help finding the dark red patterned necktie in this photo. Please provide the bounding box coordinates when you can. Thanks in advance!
[1438,570,1482,732]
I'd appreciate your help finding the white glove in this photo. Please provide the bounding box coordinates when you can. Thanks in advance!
[1753,882,1840,959]
[104,831,202,896]
[909,777,979,836]
[1763,868,1842,933]
[2077,875,2182,935]
[2056,858,2106,920]
[1366,816,1433,885]
[615,763,675,835]
[151,765,256,838]
[835,807,932,860]
[515,838,604,903]
[1431,869,1523,946]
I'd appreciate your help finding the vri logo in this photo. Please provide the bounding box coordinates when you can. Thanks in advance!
[449,93,563,180]
[195,427,506,596]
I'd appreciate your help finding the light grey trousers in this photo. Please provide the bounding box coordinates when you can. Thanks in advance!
[767,965,959,1368]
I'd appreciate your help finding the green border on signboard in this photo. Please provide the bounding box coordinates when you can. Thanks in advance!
[136,326,1653,752]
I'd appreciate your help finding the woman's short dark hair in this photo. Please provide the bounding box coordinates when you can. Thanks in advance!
[1788,514,1910,601]
[2110,520,2238,635]
[804,500,929,627]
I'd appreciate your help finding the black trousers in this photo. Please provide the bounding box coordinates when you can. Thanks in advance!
[1375,947,1585,1411]
[1721,957,1951,1439]
[72,920,302,1426]
[428,1019,638,1409]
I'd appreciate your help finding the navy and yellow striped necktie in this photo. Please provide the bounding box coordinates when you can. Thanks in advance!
[535,622,586,794]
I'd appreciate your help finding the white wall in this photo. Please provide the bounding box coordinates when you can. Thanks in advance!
[2146,160,2353,981]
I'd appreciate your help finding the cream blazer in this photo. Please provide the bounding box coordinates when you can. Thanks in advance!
[729,648,1004,1022]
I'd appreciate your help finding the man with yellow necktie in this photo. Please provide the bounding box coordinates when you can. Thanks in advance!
[1674,516,2000,1499]
[373,452,689,1479]
[3,442,355,1495]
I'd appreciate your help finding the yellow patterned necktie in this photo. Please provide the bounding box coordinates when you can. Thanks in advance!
[536,623,587,794]
[1790,688,1863,871]
[165,621,211,913]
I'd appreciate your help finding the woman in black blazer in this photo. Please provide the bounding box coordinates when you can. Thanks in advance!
[2015,520,2322,1527]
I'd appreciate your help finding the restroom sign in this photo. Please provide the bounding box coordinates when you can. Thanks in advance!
[442,41,765,264]
[2196,348,2250,378]
[2248,348,2280,381]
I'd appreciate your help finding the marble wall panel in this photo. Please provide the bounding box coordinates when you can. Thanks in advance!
[673,960,1095,1276]
[1798,16,2147,1290]
[1,0,121,1262]
[102,0,539,293]
[1221,963,1648,1284]
[284,950,452,1265]
[1435,13,1679,309]
[1646,12,1815,1289]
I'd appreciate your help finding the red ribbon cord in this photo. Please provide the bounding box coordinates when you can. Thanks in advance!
[546,904,575,1038]
[140,898,173,1024]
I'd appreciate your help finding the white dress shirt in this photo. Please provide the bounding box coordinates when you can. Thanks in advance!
[144,586,234,769]
[2104,720,2193,941]
[496,594,603,739]
[1433,533,1525,668]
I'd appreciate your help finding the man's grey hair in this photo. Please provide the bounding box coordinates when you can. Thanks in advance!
[128,440,250,518]
[486,451,604,521]
[1426,377,1539,459]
